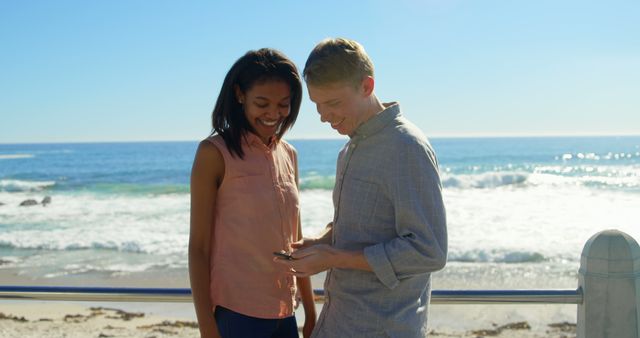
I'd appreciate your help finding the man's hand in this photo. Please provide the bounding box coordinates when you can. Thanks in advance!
[290,237,319,251]
[274,244,337,277]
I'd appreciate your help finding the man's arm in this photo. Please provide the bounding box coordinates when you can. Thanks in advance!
[280,139,447,286]
[291,149,316,338]
[362,139,447,289]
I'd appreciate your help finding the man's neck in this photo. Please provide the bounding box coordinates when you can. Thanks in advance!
[360,94,385,125]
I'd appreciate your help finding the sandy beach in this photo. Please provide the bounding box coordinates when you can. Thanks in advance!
[0,302,200,338]
[0,267,200,337]
[0,302,578,338]
[0,270,578,338]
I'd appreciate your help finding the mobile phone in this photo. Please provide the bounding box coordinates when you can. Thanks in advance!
[273,251,294,260]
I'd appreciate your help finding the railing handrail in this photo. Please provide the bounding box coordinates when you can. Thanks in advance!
[0,286,583,305]
[430,288,582,304]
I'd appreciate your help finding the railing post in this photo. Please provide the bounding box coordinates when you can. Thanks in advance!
[578,229,640,338]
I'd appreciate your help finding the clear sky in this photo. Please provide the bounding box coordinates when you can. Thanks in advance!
[1,0,638,143]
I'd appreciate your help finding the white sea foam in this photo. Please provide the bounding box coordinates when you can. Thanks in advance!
[0,154,34,160]
[441,172,529,189]
[0,179,56,192]
[299,189,334,236]
[447,249,546,263]
[300,184,640,265]
[440,166,640,190]
[299,175,336,190]
[444,183,640,266]
[2,176,639,279]
[556,150,640,161]
[0,192,189,257]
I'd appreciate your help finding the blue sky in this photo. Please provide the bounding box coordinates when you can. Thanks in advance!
[1,0,638,143]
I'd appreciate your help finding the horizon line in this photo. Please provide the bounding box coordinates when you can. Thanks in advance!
[1,133,640,145]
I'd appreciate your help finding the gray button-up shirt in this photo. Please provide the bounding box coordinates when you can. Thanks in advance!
[312,103,447,338]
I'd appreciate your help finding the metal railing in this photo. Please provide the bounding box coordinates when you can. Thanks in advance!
[5,230,640,337]
[0,286,582,305]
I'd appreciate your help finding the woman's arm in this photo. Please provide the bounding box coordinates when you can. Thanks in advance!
[297,215,317,338]
[293,150,316,338]
[189,140,224,338]
[298,274,317,338]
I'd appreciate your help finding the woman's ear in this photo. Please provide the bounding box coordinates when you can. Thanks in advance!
[234,85,245,104]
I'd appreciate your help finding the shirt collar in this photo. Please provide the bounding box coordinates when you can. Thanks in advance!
[352,102,400,141]
[242,132,277,150]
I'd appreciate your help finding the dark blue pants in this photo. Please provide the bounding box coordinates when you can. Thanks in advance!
[214,306,299,338]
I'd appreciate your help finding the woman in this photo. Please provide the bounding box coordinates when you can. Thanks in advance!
[189,48,316,338]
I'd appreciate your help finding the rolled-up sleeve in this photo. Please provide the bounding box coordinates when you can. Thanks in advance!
[364,242,400,289]
[363,139,448,289]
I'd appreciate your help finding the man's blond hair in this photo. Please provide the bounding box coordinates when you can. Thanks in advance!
[303,38,374,87]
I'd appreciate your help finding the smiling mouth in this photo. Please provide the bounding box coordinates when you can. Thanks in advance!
[258,118,280,127]
[330,118,345,129]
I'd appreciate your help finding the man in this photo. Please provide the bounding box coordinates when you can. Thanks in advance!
[275,38,447,337]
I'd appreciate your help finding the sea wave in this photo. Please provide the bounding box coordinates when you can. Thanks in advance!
[0,239,169,255]
[448,249,548,263]
[556,151,640,162]
[0,192,189,256]
[299,175,335,190]
[41,261,170,278]
[0,154,34,160]
[442,172,529,189]
[530,169,640,190]
[300,167,640,191]
[0,238,552,264]
[88,183,190,195]
[0,179,56,192]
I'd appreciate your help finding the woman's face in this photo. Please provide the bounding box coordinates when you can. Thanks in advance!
[237,80,291,145]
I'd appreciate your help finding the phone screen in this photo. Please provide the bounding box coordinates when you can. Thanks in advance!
[273,251,293,260]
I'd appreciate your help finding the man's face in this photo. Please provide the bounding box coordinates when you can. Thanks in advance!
[307,82,367,136]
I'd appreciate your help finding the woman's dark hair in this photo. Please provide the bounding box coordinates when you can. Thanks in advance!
[211,48,302,159]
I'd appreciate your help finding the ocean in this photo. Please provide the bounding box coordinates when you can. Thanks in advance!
[1,136,639,290]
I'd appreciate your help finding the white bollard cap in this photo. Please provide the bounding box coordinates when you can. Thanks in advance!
[580,229,640,276]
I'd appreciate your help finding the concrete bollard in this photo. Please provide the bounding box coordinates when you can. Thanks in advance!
[578,229,640,338]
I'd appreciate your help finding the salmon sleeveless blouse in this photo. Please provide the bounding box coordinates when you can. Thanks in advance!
[207,133,299,319]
